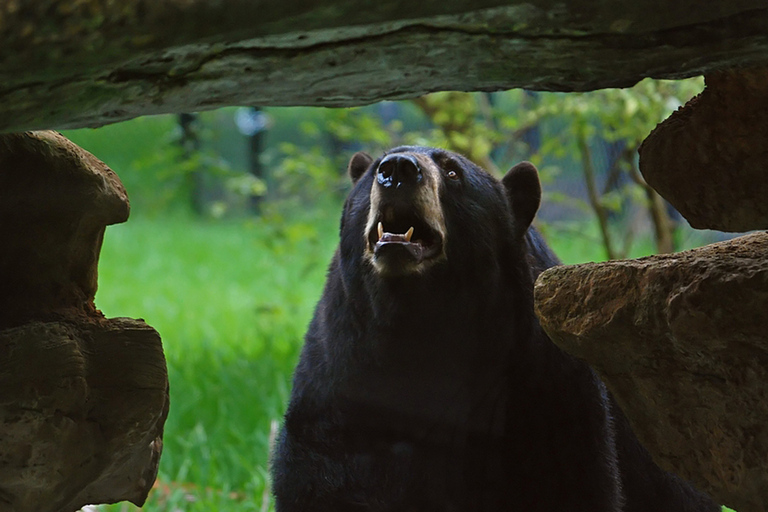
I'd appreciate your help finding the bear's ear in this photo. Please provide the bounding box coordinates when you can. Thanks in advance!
[502,161,541,233]
[348,152,373,184]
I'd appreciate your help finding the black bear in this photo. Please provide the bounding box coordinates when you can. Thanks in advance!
[271,146,717,512]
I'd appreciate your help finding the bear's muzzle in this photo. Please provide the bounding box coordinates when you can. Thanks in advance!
[365,151,447,275]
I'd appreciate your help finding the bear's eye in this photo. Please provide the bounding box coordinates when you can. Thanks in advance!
[435,153,462,181]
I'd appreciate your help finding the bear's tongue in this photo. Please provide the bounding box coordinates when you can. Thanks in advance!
[375,222,424,261]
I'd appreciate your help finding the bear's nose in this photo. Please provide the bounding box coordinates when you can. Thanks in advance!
[376,154,422,189]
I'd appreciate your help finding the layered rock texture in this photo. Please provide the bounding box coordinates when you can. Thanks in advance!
[0,132,168,512]
[640,67,768,232]
[535,232,768,512]
[2,1,768,131]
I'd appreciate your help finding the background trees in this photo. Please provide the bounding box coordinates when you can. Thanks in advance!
[70,77,704,259]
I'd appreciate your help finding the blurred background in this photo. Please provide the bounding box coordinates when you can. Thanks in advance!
[67,78,726,511]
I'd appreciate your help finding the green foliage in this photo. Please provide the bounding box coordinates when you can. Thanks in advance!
[409,92,498,169]
[270,143,344,200]
[63,117,190,214]
[532,78,703,160]
[64,112,267,218]
[64,78,705,254]
[324,108,397,146]
[266,106,404,210]
[521,78,704,258]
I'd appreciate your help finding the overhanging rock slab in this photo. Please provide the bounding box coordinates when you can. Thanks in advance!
[534,232,768,512]
[2,1,768,131]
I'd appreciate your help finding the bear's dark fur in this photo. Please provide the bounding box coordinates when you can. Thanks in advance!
[271,146,717,512]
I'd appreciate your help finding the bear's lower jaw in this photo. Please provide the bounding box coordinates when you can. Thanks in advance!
[375,240,425,261]
[368,241,444,276]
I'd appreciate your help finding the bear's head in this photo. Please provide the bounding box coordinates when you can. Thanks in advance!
[341,146,541,280]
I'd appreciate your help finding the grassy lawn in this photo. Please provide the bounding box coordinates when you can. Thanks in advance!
[93,210,340,512]
[88,211,728,512]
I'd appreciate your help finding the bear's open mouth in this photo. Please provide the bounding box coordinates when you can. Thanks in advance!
[367,206,444,264]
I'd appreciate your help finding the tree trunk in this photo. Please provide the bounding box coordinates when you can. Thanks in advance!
[576,125,617,260]
[627,150,676,254]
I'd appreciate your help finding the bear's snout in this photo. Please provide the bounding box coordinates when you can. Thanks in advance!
[376,153,423,191]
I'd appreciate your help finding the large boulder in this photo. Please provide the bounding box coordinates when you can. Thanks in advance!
[0,131,128,326]
[639,67,768,232]
[0,320,167,512]
[534,232,768,512]
[0,131,168,512]
[1,1,768,131]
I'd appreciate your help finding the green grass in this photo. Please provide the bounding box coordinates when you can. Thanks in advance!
[92,209,340,511]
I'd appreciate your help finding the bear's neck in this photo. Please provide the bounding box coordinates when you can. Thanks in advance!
[347,266,534,377]
[321,252,543,438]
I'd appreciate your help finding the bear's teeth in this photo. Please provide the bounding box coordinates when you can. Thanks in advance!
[377,222,415,242]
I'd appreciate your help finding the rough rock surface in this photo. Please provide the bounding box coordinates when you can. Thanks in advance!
[534,232,768,512]
[2,1,768,131]
[0,131,168,512]
[0,131,129,327]
[0,320,167,512]
[639,67,768,232]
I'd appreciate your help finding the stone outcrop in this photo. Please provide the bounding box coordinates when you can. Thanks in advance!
[0,132,128,326]
[534,232,768,512]
[1,1,768,131]
[639,67,768,232]
[0,131,168,512]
